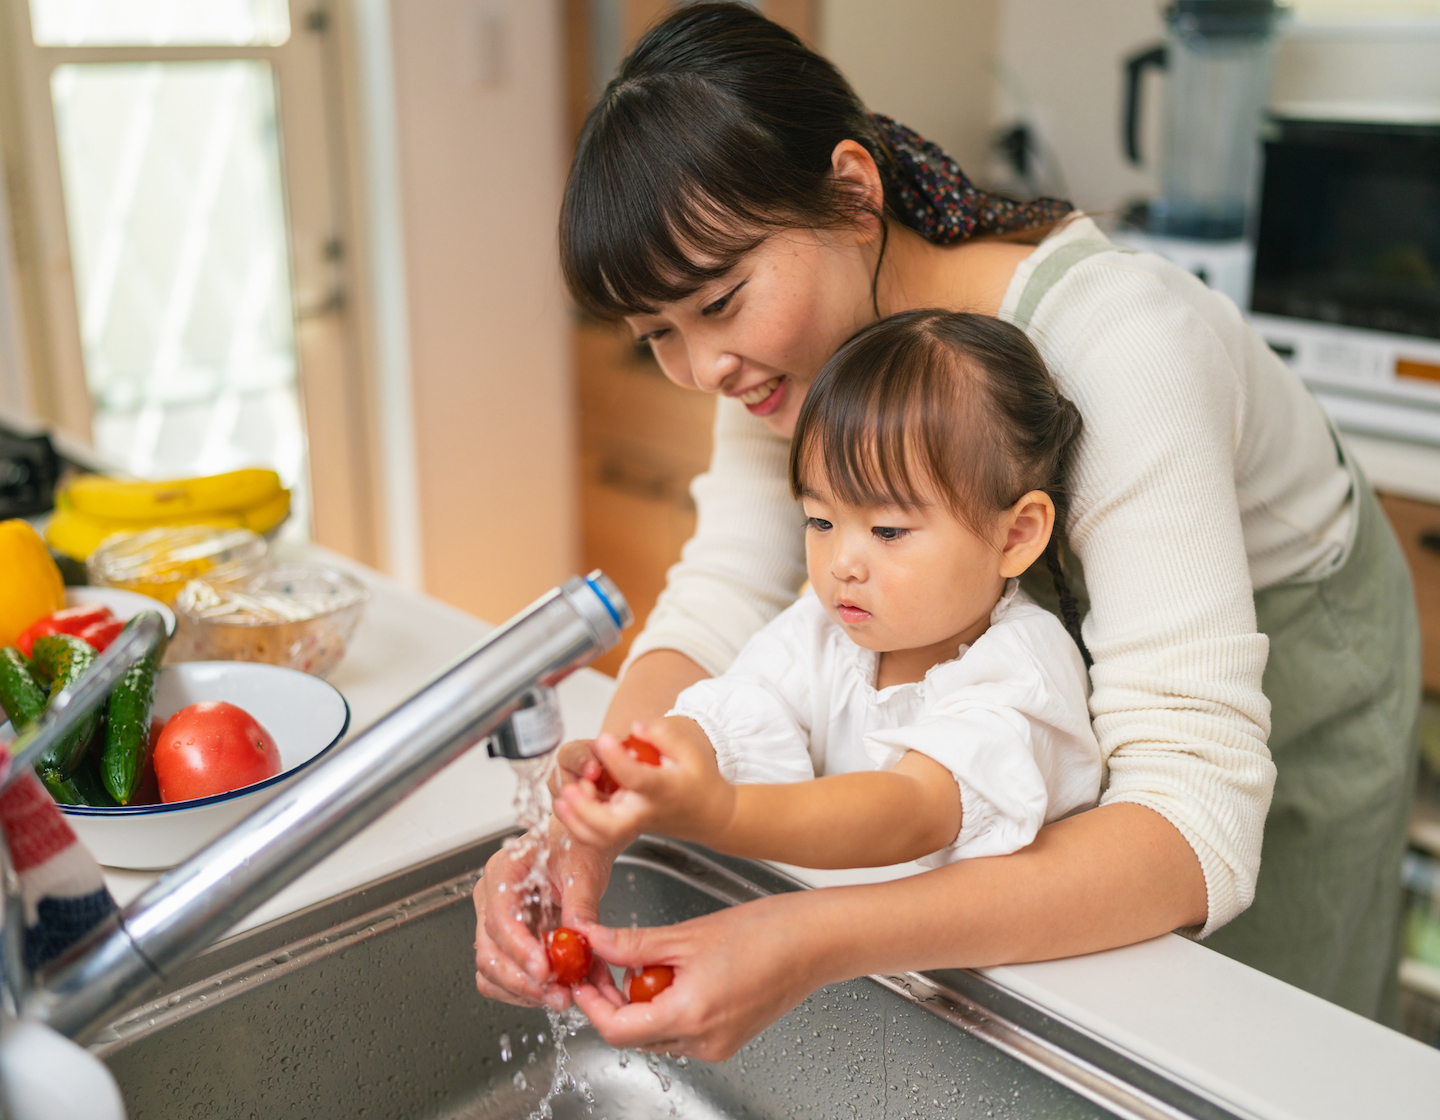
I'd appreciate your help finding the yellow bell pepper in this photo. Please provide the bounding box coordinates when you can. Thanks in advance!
[0,519,65,647]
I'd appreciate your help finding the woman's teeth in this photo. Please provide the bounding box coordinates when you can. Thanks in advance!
[737,376,782,405]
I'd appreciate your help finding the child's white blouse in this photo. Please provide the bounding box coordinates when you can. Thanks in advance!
[668,581,1102,866]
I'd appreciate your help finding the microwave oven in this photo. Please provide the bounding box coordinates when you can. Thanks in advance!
[1247,117,1440,445]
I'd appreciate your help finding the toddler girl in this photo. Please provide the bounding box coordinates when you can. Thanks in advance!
[556,309,1102,869]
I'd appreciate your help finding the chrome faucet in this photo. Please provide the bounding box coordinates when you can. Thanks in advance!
[0,571,630,1055]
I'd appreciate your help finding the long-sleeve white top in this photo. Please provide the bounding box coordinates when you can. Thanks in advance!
[627,216,1353,936]
[669,582,1103,867]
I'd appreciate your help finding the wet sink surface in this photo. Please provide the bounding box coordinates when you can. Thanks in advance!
[94,836,1218,1119]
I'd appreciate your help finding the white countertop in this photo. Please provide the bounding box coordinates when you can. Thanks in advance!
[100,547,1440,1119]
[1344,432,1440,505]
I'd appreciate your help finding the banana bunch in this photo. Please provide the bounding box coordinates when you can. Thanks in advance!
[45,469,291,560]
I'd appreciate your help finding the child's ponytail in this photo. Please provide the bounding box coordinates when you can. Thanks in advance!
[1041,395,1091,668]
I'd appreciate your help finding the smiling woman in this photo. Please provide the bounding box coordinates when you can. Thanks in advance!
[477,1,1422,1058]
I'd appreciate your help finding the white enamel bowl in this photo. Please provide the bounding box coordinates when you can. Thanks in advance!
[64,586,177,639]
[3,662,349,870]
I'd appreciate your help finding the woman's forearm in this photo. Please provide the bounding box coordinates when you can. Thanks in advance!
[601,649,711,736]
[785,802,1207,988]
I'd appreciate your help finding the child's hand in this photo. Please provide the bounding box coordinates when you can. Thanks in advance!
[553,718,735,849]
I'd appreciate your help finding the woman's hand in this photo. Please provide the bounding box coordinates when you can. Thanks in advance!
[472,818,619,1010]
[569,893,825,1061]
[553,718,735,850]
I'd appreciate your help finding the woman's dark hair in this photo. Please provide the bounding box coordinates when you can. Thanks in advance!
[788,310,1092,667]
[560,3,898,320]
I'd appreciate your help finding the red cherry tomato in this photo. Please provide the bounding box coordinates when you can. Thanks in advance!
[76,617,125,652]
[625,965,674,1003]
[544,926,593,986]
[594,734,662,797]
[153,701,281,803]
[16,604,116,657]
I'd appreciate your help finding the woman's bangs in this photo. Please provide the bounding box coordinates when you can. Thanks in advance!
[561,83,778,319]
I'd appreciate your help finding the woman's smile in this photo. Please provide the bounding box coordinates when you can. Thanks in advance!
[734,375,787,416]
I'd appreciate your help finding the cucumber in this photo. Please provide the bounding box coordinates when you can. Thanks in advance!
[0,647,46,731]
[41,760,117,807]
[30,633,98,777]
[101,611,167,804]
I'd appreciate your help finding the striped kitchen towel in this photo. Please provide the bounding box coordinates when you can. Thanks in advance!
[0,762,116,970]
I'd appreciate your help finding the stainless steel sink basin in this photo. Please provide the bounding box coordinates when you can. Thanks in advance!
[92,834,1238,1119]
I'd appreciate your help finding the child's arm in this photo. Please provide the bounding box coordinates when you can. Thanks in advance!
[554,718,962,868]
[716,749,961,867]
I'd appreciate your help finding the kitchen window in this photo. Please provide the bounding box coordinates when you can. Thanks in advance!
[0,0,381,562]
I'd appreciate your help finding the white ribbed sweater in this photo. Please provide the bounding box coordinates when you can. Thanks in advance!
[626,217,1355,936]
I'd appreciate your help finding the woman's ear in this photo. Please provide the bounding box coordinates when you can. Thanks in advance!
[997,491,1055,578]
[830,139,885,245]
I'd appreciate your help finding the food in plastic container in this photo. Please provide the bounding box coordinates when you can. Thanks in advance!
[173,564,368,678]
[87,526,268,606]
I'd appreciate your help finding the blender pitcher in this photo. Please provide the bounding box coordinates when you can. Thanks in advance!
[1124,0,1286,239]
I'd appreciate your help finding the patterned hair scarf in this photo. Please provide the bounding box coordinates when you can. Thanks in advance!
[872,114,1072,244]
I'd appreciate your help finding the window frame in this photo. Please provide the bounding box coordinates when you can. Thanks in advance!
[0,0,384,565]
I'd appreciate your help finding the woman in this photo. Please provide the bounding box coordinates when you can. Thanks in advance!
[473,3,1420,1055]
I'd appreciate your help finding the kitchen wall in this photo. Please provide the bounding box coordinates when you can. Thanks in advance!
[821,0,999,177]
[989,0,1165,214]
[381,0,578,623]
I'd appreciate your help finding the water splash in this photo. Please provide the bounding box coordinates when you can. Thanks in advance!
[502,756,560,941]
[523,1005,590,1120]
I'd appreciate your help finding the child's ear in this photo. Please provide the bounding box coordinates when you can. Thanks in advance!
[997,491,1055,578]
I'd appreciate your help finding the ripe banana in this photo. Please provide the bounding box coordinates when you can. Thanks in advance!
[64,469,283,521]
[44,488,292,560]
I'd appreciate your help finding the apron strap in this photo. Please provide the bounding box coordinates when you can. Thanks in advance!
[1011,238,1134,332]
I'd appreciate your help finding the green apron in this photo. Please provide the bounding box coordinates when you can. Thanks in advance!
[1015,241,1423,1022]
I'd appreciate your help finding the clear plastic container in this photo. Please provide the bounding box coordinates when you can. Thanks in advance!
[87,525,269,606]
[173,563,368,678]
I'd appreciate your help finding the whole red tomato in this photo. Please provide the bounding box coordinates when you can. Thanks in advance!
[154,701,281,803]
[625,965,674,1003]
[544,927,593,987]
[594,734,662,797]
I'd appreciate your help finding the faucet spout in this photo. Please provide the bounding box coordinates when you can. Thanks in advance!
[24,571,631,1041]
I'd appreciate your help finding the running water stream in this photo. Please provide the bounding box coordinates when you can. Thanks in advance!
[500,755,604,1118]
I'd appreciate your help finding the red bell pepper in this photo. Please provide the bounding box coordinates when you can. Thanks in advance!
[16,603,117,657]
[77,617,125,653]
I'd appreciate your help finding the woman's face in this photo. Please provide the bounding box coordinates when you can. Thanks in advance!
[624,227,876,438]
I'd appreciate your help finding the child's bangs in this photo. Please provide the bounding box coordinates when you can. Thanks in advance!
[792,335,961,513]
[793,407,933,513]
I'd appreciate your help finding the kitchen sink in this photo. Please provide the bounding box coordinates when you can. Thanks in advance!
[92,834,1238,1119]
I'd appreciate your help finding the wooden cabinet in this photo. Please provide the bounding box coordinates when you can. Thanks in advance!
[564,1,814,675]
[576,321,714,674]
[1379,493,1440,696]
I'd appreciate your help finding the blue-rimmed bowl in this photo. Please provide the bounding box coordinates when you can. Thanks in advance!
[3,662,349,870]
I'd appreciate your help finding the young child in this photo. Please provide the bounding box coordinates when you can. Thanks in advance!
[555,309,1102,869]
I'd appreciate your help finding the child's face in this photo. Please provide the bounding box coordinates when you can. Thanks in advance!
[801,477,1011,660]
